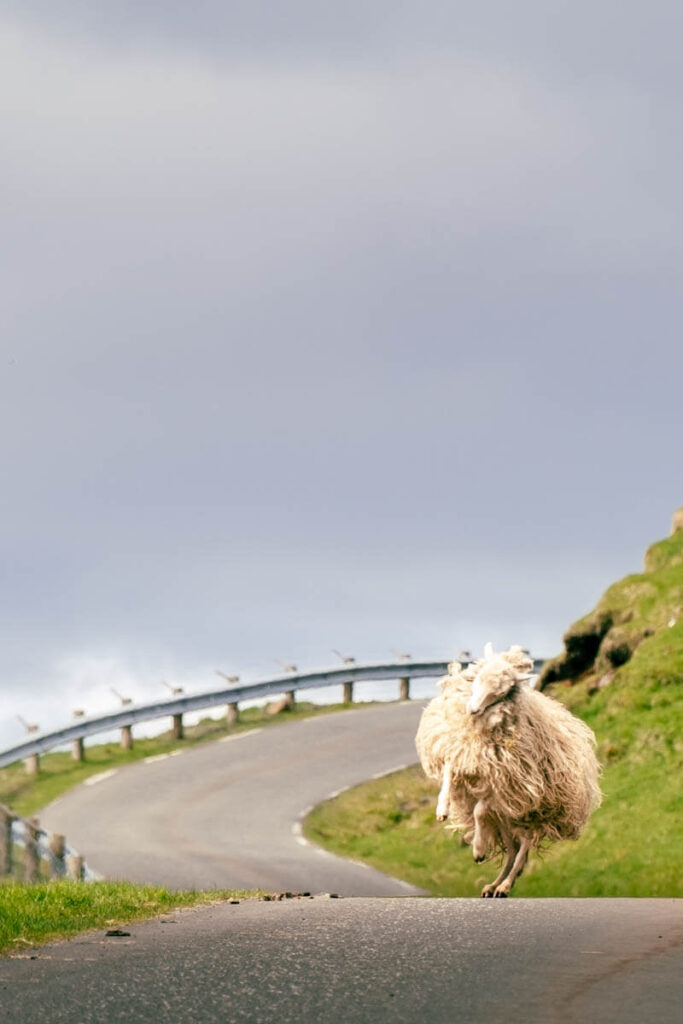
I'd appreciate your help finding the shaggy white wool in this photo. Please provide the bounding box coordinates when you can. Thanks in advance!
[416,645,602,853]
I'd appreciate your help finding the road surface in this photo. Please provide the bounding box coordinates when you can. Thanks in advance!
[1,898,681,1023]
[41,702,426,895]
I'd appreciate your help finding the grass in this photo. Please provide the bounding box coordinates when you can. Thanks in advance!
[305,536,683,898]
[0,700,360,818]
[0,881,260,956]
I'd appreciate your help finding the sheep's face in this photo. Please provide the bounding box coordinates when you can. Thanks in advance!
[466,659,518,717]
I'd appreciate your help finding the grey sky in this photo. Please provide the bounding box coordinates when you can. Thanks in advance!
[1,4,681,745]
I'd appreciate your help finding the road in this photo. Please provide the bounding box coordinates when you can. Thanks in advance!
[1,898,681,1023]
[40,702,426,895]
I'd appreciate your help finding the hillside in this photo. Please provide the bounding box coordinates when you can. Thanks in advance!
[538,506,683,694]
[306,511,683,896]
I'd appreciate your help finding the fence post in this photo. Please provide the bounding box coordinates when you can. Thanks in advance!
[342,682,354,703]
[120,725,133,750]
[24,818,40,883]
[399,677,410,701]
[67,853,84,881]
[72,737,85,762]
[49,833,66,879]
[0,805,12,876]
[226,702,239,726]
[172,713,184,741]
[285,690,296,708]
[24,753,40,775]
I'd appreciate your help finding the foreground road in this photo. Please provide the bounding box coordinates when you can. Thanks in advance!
[1,898,681,1023]
[41,703,426,895]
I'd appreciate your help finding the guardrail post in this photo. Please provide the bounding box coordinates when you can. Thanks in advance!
[67,853,84,881]
[24,818,40,883]
[24,753,40,775]
[343,682,354,703]
[49,833,66,878]
[72,737,85,761]
[399,677,410,700]
[120,725,133,750]
[172,713,184,741]
[0,805,12,876]
[226,702,239,726]
[286,690,296,708]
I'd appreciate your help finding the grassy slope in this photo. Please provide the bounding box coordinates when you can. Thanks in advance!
[305,532,683,897]
[0,881,258,956]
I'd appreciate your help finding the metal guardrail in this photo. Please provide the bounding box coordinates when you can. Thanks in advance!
[0,661,449,768]
[1,804,97,882]
[0,658,545,770]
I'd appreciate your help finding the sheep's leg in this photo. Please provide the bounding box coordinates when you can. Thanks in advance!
[492,835,532,898]
[436,760,452,821]
[472,800,491,862]
[481,826,517,898]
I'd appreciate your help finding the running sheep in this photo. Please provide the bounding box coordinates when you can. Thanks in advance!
[415,644,602,897]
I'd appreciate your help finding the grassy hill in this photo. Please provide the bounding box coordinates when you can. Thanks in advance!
[305,516,683,896]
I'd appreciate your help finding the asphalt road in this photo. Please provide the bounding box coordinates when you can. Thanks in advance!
[40,702,427,895]
[2,898,681,1023]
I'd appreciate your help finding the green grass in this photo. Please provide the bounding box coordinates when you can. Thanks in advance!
[0,700,360,818]
[0,881,260,956]
[305,535,683,898]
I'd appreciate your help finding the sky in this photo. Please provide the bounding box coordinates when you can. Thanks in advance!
[1,2,682,747]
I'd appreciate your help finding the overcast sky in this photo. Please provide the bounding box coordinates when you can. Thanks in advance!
[1,3,681,747]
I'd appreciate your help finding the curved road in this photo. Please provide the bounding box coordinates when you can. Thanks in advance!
[41,702,426,895]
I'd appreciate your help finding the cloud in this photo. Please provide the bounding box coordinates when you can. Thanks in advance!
[0,10,682,747]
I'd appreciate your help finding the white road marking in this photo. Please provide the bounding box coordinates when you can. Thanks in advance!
[291,821,302,837]
[295,836,310,848]
[219,728,264,744]
[371,764,408,780]
[83,769,117,786]
[144,754,170,764]
[169,750,183,757]
[325,786,350,800]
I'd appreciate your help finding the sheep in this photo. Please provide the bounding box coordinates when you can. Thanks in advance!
[415,643,602,897]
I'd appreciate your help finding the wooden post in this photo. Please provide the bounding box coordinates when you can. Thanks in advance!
[25,753,40,775]
[67,854,84,881]
[24,818,40,883]
[49,833,66,878]
[343,682,354,703]
[120,724,133,750]
[399,677,410,701]
[72,737,85,761]
[172,713,184,741]
[285,690,296,708]
[0,805,12,876]
[226,702,239,726]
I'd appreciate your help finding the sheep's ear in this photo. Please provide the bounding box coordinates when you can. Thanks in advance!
[483,642,494,659]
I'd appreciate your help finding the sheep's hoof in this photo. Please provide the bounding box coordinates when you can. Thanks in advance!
[494,890,508,898]
[481,890,494,898]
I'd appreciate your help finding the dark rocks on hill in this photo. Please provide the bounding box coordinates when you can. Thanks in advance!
[538,506,683,691]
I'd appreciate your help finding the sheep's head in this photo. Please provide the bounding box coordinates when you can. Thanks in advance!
[466,658,517,716]
[465,644,532,717]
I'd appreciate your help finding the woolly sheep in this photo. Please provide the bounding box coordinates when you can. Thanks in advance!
[415,643,602,897]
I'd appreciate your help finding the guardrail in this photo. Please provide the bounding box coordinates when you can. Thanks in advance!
[0,804,97,883]
[0,658,545,773]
